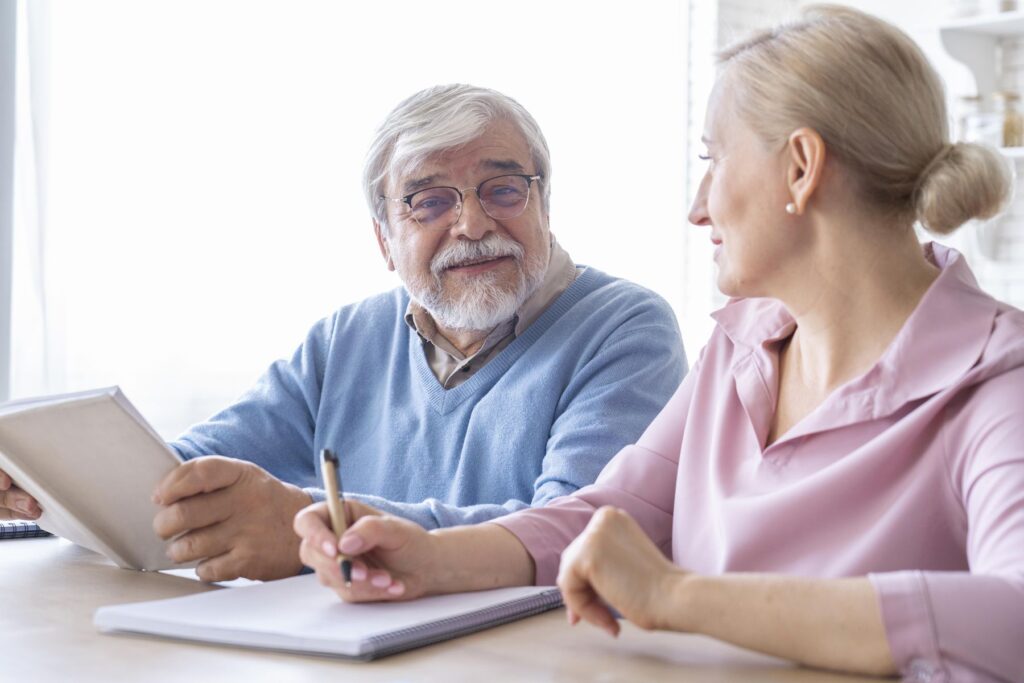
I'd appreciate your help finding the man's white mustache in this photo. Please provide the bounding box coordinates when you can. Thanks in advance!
[430,237,524,277]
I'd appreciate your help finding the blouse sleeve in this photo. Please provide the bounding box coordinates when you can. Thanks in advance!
[869,368,1024,683]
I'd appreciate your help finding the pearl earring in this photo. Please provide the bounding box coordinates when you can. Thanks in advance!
[785,202,797,215]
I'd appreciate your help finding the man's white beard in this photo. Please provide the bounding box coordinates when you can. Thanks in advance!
[397,234,546,332]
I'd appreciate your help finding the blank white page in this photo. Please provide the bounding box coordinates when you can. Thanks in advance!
[95,574,562,658]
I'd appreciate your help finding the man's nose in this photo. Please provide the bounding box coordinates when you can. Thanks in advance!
[448,191,495,240]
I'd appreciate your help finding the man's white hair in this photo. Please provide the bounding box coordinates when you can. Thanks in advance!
[363,84,551,232]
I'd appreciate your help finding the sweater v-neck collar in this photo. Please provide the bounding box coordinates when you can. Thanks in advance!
[410,267,600,415]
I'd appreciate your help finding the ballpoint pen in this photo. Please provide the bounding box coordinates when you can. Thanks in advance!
[320,448,353,586]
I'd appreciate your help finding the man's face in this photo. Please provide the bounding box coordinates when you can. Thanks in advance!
[377,120,551,332]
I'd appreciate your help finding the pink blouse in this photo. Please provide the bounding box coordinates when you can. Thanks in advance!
[494,244,1024,682]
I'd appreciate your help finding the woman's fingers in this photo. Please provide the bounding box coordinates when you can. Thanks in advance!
[571,593,620,637]
[339,514,414,555]
[295,501,422,603]
[294,502,340,559]
[558,559,620,637]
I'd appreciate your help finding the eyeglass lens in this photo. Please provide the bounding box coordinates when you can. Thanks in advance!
[407,175,532,229]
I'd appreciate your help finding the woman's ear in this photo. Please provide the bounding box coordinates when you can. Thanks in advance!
[785,127,826,215]
[373,220,395,272]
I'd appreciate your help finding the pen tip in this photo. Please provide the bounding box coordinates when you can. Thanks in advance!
[341,559,353,585]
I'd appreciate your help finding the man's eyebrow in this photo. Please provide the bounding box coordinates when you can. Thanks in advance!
[401,159,527,194]
[480,159,527,173]
[402,174,443,194]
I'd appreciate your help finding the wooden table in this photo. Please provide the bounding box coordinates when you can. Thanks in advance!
[2,537,883,682]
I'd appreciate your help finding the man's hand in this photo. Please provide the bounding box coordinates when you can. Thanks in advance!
[294,499,440,602]
[0,469,41,521]
[557,506,686,637]
[152,456,312,582]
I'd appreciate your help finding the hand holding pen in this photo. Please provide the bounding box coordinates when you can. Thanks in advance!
[296,488,454,602]
[319,449,353,586]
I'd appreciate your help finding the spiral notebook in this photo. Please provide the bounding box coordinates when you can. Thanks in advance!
[0,520,53,539]
[95,574,563,660]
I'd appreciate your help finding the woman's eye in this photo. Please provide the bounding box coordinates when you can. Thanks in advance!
[698,154,711,162]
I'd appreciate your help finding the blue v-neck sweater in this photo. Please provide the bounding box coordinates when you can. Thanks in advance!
[172,267,686,528]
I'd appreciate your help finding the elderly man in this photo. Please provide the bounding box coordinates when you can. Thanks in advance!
[1,84,686,581]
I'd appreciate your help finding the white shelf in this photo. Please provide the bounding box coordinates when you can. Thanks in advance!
[941,10,1024,36]
[1000,145,1024,157]
[940,12,1024,97]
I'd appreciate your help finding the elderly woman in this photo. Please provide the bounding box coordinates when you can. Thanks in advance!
[294,6,1023,680]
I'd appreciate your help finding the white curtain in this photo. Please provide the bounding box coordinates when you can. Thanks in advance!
[10,0,51,400]
[0,0,14,402]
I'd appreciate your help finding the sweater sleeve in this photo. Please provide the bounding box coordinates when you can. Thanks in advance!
[494,354,700,584]
[348,296,688,530]
[869,371,1024,683]
[169,315,332,486]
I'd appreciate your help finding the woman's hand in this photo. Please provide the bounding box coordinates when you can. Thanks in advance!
[559,506,895,676]
[557,506,685,637]
[294,499,440,602]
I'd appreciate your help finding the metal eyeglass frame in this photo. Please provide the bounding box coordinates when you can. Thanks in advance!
[379,173,542,230]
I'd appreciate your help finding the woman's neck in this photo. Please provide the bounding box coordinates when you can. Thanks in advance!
[775,222,939,395]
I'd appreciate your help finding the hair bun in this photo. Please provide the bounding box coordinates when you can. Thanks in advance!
[915,142,1012,235]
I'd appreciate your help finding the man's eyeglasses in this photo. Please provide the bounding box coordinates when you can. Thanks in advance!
[381,174,542,231]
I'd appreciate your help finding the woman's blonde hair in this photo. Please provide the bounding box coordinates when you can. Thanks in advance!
[718,4,1010,234]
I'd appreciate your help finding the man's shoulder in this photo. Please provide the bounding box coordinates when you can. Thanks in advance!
[566,267,677,323]
[528,267,686,389]
[328,286,410,328]
[300,287,411,354]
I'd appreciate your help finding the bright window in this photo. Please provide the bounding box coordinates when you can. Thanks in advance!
[12,0,694,437]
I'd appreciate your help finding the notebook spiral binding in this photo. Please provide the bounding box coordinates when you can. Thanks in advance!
[0,521,53,540]
[362,588,563,660]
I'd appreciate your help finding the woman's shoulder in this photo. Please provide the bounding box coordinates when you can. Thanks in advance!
[989,300,1024,354]
[962,299,1024,401]
[941,306,1024,483]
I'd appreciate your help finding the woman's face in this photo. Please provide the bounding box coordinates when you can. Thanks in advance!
[688,75,803,299]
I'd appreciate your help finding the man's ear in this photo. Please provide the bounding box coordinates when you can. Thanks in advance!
[785,127,826,215]
[373,219,395,272]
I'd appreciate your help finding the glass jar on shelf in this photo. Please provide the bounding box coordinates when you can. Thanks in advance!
[993,90,1024,147]
[956,94,985,142]
[961,94,1004,147]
